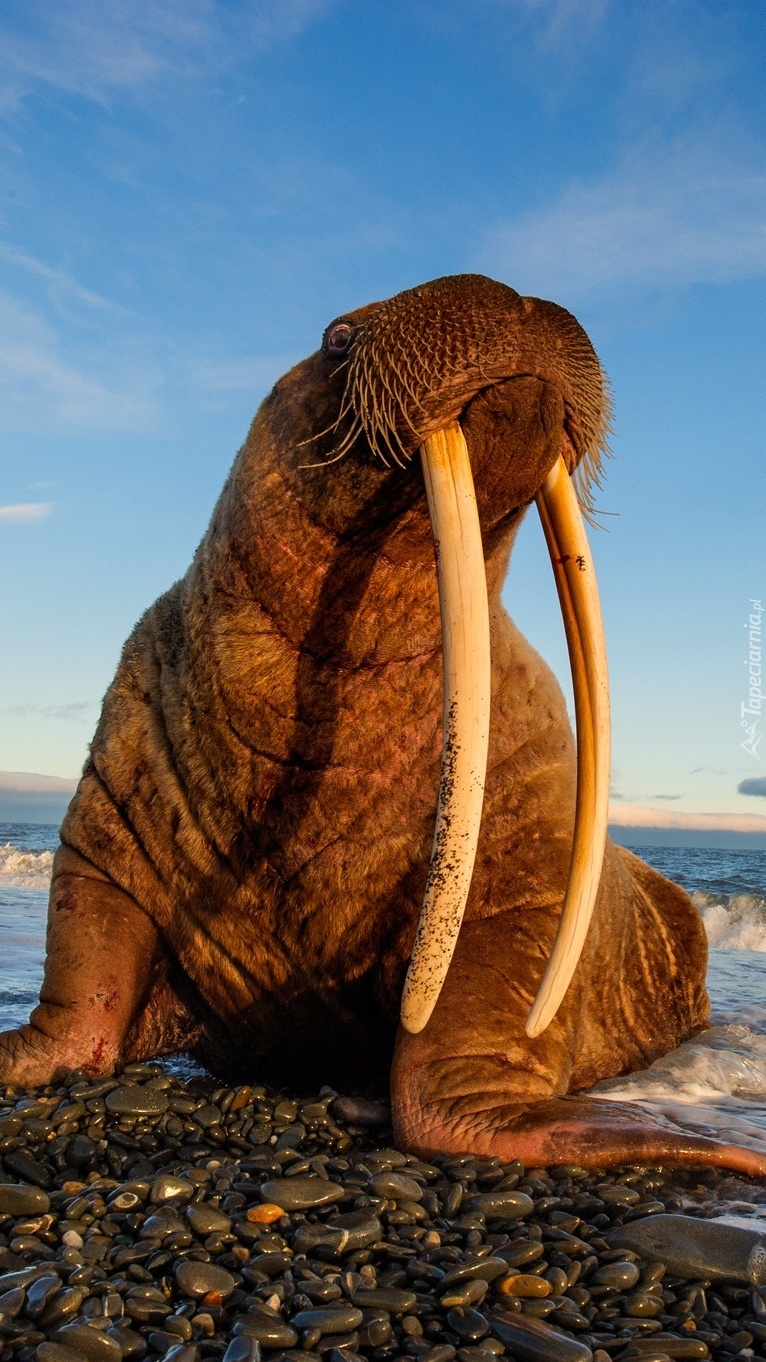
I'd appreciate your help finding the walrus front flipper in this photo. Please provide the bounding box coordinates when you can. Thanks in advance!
[0,846,199,1086]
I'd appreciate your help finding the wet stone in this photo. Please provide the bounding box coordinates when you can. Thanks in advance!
[0,1182,51,1215]
[290,1306,363,1334]
[608,1215,766,1286]
[447,1308,491,1341]
[26,1273,62,1316]
[499,1241,546,1269]
[440,1258,510,1290]
[357,1314,392,1348]
[259,1176,344,1210]
[500,1275,551,1298]
[54,1324,124,1362]
[69,1135,97,1166]
[2,1148,52,1186]
[174,1259,236,1299]
[368,1171,424,1201]
[104,1086,169,1117]
[37,1346,87,1362]
[351,1286,417,1313]
[332,1097,389,1126]
[466,1190,534,1220]
[192,1104,222,1128]
[105,1323,147,1359]
[251,1252,293,1276]
[164,1347,199,1362]
[490,1314,593,1362]
[234,1317,298,1348]
[620,1341,710,1359]
[223,1339,261,1362]
[592,1260,641,1290]
[625,1292,663,1317]
[0,1285,25,1317]
[186,1203,232,1235]
[150,1174,195,1204]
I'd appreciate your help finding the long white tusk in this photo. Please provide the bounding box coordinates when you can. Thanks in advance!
[400,422,492,1035]
[525,453,611,1038]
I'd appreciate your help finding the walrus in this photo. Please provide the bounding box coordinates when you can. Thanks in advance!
[2,273,762,1175]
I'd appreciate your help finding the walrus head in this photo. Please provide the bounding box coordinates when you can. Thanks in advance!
[264,273,611,1042]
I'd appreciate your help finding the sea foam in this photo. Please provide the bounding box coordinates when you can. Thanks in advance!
[696,889,766,951]
[0,843,55,891]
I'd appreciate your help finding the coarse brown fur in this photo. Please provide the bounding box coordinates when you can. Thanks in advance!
[1,274,761,1173]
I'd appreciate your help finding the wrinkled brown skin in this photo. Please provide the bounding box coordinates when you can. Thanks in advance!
[1,274,762,1175]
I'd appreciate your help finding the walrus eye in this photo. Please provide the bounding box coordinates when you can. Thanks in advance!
[324,322,355,357]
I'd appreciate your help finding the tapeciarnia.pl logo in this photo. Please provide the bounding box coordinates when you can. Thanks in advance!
[741,597,763,759]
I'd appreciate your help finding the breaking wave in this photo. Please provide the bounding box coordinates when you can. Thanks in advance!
[696,889,766,951]
[0,843,55,891]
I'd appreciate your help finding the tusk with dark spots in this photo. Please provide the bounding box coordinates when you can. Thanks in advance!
[400,422,492,1034]
[525,452,611,1038]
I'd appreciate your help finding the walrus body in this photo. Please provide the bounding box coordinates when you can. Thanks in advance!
[2,275,759,1173]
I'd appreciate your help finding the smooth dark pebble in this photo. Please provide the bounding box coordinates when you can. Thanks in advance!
[37,1346,87,1362]
[447,1308,490,1342]
[104,1086,169,1116]
[592,1261,641,1290]
[350,1287,416,1313]
[259,1176,344,1210]
[607,1216,766,1286]
[234,1319,299,1348]
[223,1339,262,1362]
[164,1348,199,1362]
[440,1258,510,1290]
[368,1171,424,1201]
[332,1097,389,1126]
[54,1324,124,1362]
[467,1191,535,1220]
[186,1203,232,1234]
[0,1182,51,1214]
[174,1260,236,1299]
[620,1340,710,1358]
[490,1313,593,1362]
[290,1307,363,1334]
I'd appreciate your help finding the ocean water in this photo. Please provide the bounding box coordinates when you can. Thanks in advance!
[3,824,766,1163]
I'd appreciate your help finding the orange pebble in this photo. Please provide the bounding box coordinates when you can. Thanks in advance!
[497,1274,551,1298]
[247,1202,285,1223]
[202,1291,223,1308]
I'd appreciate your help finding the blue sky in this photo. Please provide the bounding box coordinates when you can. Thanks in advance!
[1,0,765,836]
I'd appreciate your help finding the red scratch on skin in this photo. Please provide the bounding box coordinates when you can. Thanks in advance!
[87,1037,108,1073]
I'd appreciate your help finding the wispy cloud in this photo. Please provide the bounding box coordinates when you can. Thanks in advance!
[480,137,766,298]
[740,778,766,798]
[3,701,95,719]
[503,0,610,45]
[0,501,50,522]
[609,803,766,834]
[0,0,214,108]
[0,289,159,431]
[0,0,335,110]
[0,240,121,313]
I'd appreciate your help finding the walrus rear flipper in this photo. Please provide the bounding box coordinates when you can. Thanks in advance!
[0,846,200,1087]
[394,1085,766,1177]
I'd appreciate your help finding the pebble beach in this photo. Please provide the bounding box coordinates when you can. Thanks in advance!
[2,1065,766,1362]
